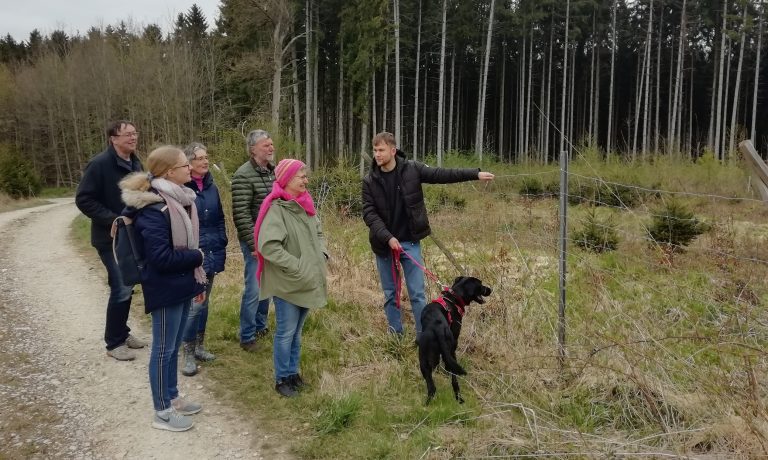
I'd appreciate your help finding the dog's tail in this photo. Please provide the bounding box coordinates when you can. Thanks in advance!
[438,330,466,375]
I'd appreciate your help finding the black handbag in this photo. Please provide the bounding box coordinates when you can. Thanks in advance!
[112,216,145,286]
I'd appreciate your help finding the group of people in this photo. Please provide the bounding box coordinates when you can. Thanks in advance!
[75,121,493,432]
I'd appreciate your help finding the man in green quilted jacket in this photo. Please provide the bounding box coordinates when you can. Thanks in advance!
[231,129,276,351]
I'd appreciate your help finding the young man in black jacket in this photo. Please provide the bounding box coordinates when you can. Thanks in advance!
[361,132,494,339]
[75,120,146,361]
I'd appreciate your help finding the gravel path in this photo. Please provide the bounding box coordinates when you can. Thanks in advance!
[0,200,289,459]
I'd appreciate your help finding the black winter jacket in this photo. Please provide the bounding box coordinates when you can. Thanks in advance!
[362,150,479,256]
[75,145,143,251]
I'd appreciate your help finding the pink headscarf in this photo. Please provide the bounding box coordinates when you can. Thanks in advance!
[254,159,316,284]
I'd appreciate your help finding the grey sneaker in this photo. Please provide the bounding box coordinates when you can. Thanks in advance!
[125,335,148,349]
[106,344,136,361]
[152,409,193,432]
[171,397,202,415]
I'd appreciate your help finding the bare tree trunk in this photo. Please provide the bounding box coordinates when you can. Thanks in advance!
[448,49,456,153]
[752,3,764,142]
[412,0,422,158]
[312,7,320,167]
[382,42,389,131]
[421,66,428,156]
[559,0,571,157]
[655,2,663,153]
[588,12,596,146]
[567,47,575,155]
[498,43,506,160]
[714,0,728,160]
[337,39,345,160]
[292,44,302,147]
[394,0,401,144]
[436,0,448,166]
[642,0,654,156]
[360,78,370,177]
[475,0,496,161]
[669,0,686,154]
[305,0,312,165]
[545,13,554,163]
[525,28,534,157]
[271,20,286,130]
[518,34,525,159]
[372,73,377,135]
[722,34,732,157]
[728,4,748,156]
[606,0,617,156]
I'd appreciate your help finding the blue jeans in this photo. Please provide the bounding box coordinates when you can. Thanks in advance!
[149,300,190,411]
[182,273,215,342]
[239,241,270,343]
[273,296,309,383]
[97,248,135,350]
[375,241,427,337]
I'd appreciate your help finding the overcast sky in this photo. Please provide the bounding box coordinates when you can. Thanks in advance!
[1,0,222,42]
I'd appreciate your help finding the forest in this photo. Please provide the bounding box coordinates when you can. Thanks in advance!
[0,0,766,186]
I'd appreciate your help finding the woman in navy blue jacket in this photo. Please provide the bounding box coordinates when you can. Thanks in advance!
[180,142,227,376]
[119,146,207,432]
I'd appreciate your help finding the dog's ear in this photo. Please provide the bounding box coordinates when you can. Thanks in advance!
[453,276,465,285]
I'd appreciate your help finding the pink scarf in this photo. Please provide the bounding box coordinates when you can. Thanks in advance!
[254,159,316,284]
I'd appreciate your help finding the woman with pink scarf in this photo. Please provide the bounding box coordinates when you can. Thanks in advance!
[254,159,328,398]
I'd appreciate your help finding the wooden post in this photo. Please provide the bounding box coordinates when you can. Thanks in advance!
[738,140,768,202]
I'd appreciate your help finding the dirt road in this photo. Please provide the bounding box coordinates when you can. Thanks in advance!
[0,200,287,459]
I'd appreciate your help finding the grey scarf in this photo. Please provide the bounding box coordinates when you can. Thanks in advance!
[150,177,207,285]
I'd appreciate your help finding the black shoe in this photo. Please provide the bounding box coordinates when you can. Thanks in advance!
[240,340,258,352]
[288,373,306,391]
[275,379,298,398]
[254,328,270,340]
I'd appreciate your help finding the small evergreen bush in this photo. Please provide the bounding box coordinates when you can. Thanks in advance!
[425,186,466,213]
[519,177,544,197]
[572,209,619,252]
[648,200,709,249]
[0,145,41,198]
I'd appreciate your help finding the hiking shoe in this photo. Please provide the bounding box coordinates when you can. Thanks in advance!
[240,340,258,352]
[288,374,306,391]
[254,328,270,340]
[275,379,298,398]
[171,397,202,415]
[106,344,136,361]
[181,342,198,377]
[152,409,193,432]
[194,332,215,362]
[125,335,148,349]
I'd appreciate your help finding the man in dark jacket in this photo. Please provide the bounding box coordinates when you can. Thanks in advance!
[231,129,275,351]
[75,120,146,361]
[362,132,494,339]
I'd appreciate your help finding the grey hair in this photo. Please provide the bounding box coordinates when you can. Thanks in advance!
[246,129,271,152]
[183,142,207,162]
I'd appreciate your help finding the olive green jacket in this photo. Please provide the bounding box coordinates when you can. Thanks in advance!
[231,159,275,252]
[257,199,328,309]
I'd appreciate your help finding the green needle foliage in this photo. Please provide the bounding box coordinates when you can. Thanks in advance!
[573,208,619,252]
[648,200,709,250]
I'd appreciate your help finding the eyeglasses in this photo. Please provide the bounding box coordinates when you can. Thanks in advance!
[171,163,191,170]
[116,131,140,138]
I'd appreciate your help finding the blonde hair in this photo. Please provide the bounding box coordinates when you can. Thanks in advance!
[119,145,184,192]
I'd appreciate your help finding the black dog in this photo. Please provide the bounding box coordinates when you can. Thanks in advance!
[417,276,492,404]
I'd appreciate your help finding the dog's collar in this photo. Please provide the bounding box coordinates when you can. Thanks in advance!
[433,289,466,325]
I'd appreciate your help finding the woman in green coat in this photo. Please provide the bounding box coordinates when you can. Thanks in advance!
[254,159,327,398]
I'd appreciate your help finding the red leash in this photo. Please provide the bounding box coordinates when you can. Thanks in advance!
[390,247,446,310]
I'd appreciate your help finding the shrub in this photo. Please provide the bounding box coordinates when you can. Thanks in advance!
[572,209,619,253]
[309,166,364,217]
[0,145,41,198]
[518,177,544,198]
[425,186,466,213]
[648,200,709,249]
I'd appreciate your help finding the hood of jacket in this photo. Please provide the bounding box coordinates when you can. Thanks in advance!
[121,188,164,210]
[370,149,407,175]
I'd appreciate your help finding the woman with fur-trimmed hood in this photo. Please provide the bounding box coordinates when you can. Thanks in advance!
[119,145,206,433]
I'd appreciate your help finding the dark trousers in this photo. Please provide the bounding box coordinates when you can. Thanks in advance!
[97,249,134,350]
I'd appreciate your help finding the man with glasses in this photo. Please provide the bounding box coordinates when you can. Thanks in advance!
[76,120,147,361]
[232,129,275,352]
